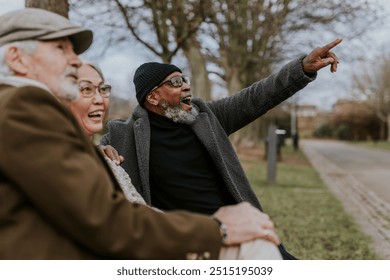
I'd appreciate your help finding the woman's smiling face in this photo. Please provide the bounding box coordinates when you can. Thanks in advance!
[70,64,109,137]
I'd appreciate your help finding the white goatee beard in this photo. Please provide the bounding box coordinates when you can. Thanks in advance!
[57,67,80,101]
[58,79,79,101]
[161,101,199,125]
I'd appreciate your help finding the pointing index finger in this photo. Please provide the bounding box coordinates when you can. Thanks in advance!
[321,37,342,52]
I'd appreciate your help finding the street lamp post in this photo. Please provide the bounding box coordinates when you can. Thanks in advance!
[291,95,299,151]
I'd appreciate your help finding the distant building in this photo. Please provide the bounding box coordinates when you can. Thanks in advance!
[295,104,328,137]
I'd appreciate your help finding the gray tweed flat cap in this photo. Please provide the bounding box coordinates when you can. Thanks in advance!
[0,8,93,54]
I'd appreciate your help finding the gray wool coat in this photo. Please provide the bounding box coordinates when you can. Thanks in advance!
[100,56,316,210]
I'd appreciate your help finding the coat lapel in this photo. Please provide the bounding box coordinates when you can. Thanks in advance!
[191,112,225,169]
[133,115,152,204]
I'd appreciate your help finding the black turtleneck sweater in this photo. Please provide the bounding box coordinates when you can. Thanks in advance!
[148,112,235,215]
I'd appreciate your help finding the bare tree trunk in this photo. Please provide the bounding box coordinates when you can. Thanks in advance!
[182,37,211,100]
[227,67,245,147]
[226,67,242,95]
[26,0,69,18]
[387,114,390,142]
[380,121,386,140]
[227,67,265,148]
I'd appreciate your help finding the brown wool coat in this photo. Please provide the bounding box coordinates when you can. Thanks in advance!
[0,84,221,260]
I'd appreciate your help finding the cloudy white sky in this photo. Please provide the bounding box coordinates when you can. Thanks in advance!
[1,1,390,110]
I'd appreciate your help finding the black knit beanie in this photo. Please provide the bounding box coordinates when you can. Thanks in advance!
[133,62,182,105]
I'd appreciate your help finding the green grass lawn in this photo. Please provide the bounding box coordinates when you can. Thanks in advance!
[241,144,379,259]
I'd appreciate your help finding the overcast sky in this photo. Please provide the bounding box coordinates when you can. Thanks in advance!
[1,1,390,110]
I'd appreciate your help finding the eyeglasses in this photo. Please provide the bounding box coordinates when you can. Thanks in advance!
[151,75,190,92]
[78,81,111,98]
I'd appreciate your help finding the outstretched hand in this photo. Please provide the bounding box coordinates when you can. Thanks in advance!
[302,38,342,74]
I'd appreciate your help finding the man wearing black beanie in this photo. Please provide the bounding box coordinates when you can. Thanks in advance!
[100,38,342,259]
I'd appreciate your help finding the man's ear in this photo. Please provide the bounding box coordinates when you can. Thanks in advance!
[4,46,30,76]
[145,91,160,106]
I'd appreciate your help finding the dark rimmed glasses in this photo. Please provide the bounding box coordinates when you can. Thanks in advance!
[151,75,190,92]
[78,81,112,98]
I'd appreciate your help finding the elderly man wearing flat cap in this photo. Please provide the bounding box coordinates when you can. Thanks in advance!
[0,8,284,260]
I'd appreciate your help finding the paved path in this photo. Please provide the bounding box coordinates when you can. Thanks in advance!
[301,139,390,259]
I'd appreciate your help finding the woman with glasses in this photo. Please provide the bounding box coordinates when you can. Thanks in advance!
[70,63,110,138]
[69,62,151,207]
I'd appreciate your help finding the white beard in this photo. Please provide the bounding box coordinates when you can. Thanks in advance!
[162,101,199,125]
[57,67,79,101]
[58,79,79,101]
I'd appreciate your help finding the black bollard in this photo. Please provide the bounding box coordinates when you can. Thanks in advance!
[267,125,277,186]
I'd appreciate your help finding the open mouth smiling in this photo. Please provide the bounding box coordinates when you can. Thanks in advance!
[181,95,192,105]
[88,110,104,119]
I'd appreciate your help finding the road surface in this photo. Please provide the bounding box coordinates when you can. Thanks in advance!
[301,139,390,259]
